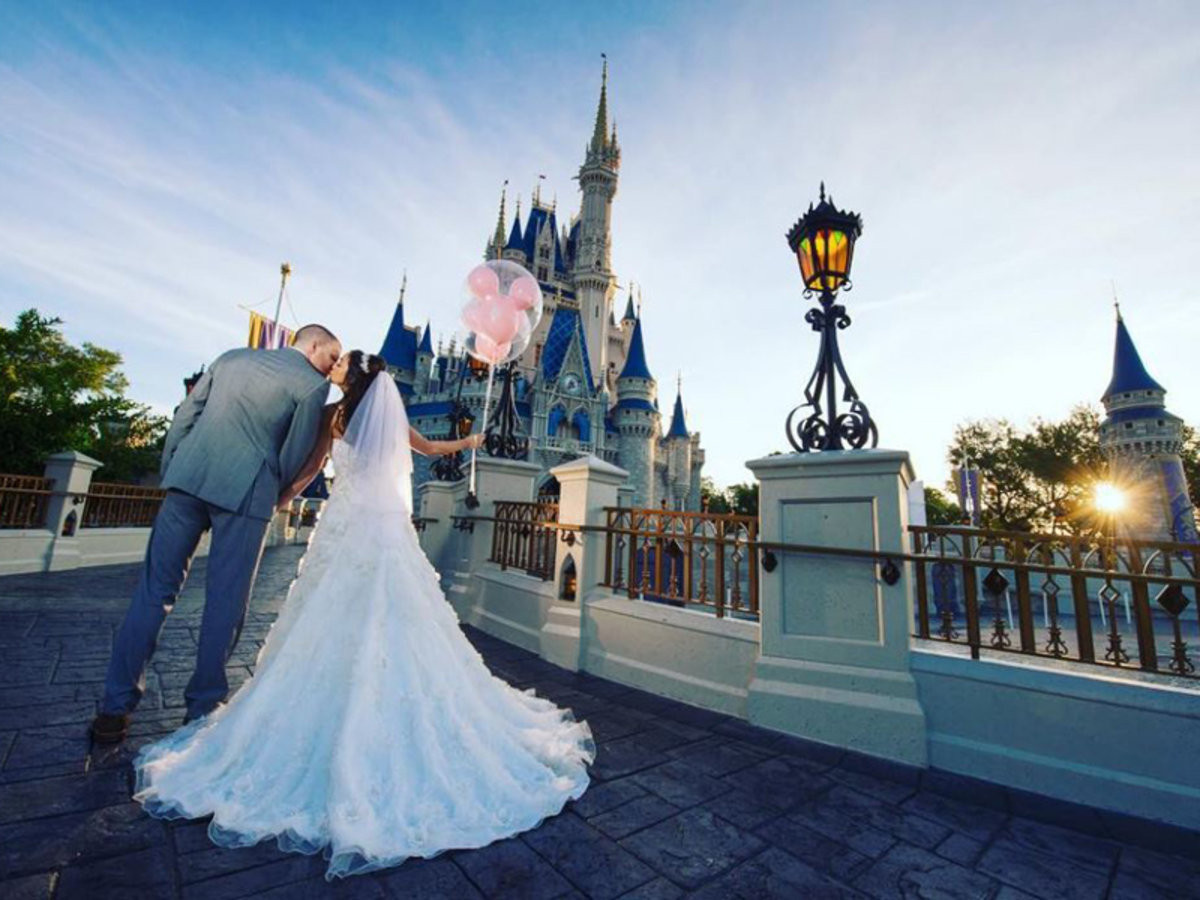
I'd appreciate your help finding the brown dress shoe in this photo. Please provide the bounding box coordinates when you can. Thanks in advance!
[91,712,130,744]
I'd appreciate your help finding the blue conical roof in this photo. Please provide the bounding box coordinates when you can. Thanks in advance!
[619,316,652,380]
[505,215,523,251]
[379,301,417,372]
[668,390,688,438]
[622,295,636,321]
[418,321,433,355]
[1103,313,1164,399]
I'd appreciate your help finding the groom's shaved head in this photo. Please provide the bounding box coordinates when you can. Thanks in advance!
[294,324,342,376]
[294,324,338,347]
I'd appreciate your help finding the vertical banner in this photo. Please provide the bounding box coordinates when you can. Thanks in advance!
[953,467,983,526]
[247,312,295,349]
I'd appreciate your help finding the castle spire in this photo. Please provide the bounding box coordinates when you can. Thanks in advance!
[619,315,652,380]
[1103,309,1164,401]
[492,182,508,255]
[590,55,609,154]
[668,375,689,438]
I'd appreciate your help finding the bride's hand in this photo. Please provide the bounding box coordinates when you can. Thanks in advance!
[461,433,485,452]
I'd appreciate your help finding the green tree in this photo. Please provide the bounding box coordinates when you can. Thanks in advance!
[727,482,758,517]
[923,486,963,526]
[0,309,168,481]
[699,476,731,514]
[946,403,1200,534]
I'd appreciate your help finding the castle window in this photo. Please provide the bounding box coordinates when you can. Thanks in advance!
[1125,423,1133,429]
[1158,420,1164,426]
[537,266,548,281]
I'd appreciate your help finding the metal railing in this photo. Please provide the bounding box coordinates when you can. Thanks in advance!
[601,507,760,619]
[910,525,1199,679]
[0,475,54,529]
[490,500,559,580]
[82,482,167,528]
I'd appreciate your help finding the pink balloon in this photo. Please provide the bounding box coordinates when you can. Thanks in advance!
[461,298,488,334]
[508,275,540,311]
[467,264,500,299]
[481,301,521,344]
[475,334,511,364]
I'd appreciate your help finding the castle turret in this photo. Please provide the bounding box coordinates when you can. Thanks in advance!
[1099,306,1196,542]
[502,199,526,267]
[574,59,620,388]
[614,314,659,506]
[663,376,693,510]
[379,274,419,398]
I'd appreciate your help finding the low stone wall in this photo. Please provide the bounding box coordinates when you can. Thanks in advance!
[451,562,760,717]
[0,511,316,576]
[584,591,758,717]
[913,644,1200,830]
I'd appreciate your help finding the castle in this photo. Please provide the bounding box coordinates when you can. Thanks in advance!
[1099,307,1197,542]
[377,63,705,508]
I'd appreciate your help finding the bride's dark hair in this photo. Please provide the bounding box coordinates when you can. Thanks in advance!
[335,351,388,434]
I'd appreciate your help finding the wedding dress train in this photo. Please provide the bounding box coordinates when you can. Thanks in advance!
[132,375,594,878]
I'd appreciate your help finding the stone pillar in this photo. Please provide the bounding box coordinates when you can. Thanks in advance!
[417,479,469,580]
[745,450,928,766]
[43,451,103,572]
[543,455,628,670]
[454,457,542,616]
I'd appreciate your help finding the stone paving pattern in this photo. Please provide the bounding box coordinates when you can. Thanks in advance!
[1,547,1198,899]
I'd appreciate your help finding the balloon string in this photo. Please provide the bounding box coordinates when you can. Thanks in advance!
[469,363,497,496]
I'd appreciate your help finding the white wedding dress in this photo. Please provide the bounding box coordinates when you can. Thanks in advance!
[132,375,595,879]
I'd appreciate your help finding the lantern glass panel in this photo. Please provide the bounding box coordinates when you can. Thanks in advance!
[798,236,816,287]
[829,231,848,276]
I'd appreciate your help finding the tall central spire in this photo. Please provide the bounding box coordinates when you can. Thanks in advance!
[492,182,508,255]
[591,56,609,153]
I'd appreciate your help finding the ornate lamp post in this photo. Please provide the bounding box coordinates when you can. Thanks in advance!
[784,183,877,452]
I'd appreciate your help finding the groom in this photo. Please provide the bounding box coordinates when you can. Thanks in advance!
[91,324,342,744]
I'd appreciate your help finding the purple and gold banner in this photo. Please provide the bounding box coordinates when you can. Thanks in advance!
[247,312,295,350]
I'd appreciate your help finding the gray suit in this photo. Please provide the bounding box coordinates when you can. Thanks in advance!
[102,347,328,718]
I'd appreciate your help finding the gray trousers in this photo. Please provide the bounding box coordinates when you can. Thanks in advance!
[102,490,269,718]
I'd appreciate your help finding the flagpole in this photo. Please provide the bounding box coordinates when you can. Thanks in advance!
[273,262,292,327]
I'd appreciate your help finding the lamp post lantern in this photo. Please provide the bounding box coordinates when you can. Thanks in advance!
[784,183,877,452]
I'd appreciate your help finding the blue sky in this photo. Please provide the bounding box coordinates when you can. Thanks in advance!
[1,1,1198,491]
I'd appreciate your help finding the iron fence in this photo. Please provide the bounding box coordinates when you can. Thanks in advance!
[0,475,54,529]
[82,482,167,528]
[910,525,1198,679]
[490,500,559,580]
[601,507,759,619]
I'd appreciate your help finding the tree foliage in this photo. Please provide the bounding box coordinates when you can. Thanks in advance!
[0,309,169,481]
[923,486,963,526]
[946,404,1200,534]
[700,477,758,517]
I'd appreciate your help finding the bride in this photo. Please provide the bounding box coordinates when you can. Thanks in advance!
[132,351,595,879]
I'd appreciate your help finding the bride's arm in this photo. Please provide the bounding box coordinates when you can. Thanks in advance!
[277,405,338,510]
[409,426,483,456]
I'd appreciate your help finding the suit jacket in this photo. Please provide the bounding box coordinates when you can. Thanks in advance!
[160,347,328,520]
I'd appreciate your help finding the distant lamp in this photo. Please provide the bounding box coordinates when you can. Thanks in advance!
[783,183,877,452]
[1094,482,1127,515]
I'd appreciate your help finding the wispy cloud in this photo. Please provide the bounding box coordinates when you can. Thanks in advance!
[1,1,1197,492]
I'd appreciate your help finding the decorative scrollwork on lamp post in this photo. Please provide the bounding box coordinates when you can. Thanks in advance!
[483,362,530,460]
[784,183,878,452]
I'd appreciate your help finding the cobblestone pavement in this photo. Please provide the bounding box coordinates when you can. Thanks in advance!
[1,548,1198,899]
